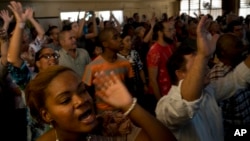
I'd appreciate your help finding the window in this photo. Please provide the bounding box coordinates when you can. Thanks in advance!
[239,0,250,18]
[180,0,222,19]
[60,10,123,24]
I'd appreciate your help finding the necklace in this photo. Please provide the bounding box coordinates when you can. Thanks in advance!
[54,129,59,141]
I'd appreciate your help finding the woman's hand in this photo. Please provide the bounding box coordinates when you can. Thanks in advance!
[0,10,13,24]
[8,1,29,23]
[93,71,133,111]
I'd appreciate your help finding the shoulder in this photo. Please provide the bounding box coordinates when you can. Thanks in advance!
[58,48,66,55]
[77,48,88,54]
[36,129,55,141]
[117,55,129,61]
[148,43,161,53]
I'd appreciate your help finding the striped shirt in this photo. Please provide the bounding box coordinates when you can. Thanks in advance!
[82,55,134,111]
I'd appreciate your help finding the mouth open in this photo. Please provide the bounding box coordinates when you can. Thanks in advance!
[78,108,96,124]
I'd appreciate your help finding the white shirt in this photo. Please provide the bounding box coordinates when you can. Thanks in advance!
[155,62,250,141]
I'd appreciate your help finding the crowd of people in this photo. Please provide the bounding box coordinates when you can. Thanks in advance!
[1,1,250,141]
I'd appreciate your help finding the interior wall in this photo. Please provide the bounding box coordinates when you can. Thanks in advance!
[0,0,179,19]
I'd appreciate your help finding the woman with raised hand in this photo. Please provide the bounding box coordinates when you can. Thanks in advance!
[25,65,177,141]
[7,1,59,140]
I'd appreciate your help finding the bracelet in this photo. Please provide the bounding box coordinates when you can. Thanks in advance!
[123,98,137,116]
[18,22,26,29]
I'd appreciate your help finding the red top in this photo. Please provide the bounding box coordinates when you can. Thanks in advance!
[147,42,174,96]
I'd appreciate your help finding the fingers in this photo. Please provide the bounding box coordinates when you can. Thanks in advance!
[93,71,116,88]
[197,15,208,35]
[8,1,21,14]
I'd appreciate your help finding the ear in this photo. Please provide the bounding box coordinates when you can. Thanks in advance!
[40,108,53,123]
[102,41,108,48]
[59,39,64,46]
[175,70,186,81]
[36,61,41,69]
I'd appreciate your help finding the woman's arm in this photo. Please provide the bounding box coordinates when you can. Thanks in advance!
[77,12,86,38]
[7,1,30,67]
[85,12,98,39]
[0,10,13,31]
[26,7,45,40]
[93,72,177,141]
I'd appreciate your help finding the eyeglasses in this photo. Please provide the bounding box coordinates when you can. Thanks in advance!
[39,53,60,60]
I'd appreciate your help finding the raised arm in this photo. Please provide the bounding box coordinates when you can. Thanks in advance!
[93,72,177,141]
[26,7,45,40]
[180,16,216,101]
[99,14,104,31]
[7,1,29,67]
[0,10,12,66]
[110,12,122,33]
[143,15,155,43]
[0,29,9,66]
[85,12,98,39]
[76,12,86,38]
[0,10,13,31]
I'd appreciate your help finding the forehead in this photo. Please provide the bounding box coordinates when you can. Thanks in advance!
[53,70,78,82]
[51,28,60,33]
[64,31,74,38]
[106,29,119,37]
[46,71,80,95]
[41,48,55,54]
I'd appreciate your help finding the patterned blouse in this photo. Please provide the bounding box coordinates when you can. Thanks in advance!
[118,50,144,92]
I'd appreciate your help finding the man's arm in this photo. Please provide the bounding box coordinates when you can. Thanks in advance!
[148,67,161,100]
[181,16,216,101]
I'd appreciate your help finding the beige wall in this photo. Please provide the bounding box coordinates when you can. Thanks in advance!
[0,0,180,18]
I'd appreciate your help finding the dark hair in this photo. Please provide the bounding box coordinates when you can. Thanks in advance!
[95,17,100,25]
[227,20,242,33]
[62,22,75,31]
[152,21,164,41]
[98,27,117,47]
[120,32,128,39]
[33,47,53,73]
[167,44,196,85]
[133,13,139,18]
[46,25,58,36]
[215,33,242,59]
[122,24,134,36]
[25,66,74,126]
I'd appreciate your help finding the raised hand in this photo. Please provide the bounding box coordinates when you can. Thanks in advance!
[0,10,13,24]
[93,71,133,110]
[26,7,34,20]
[8,1,29,23]
[100,14,104,21]
[196,16,216,58]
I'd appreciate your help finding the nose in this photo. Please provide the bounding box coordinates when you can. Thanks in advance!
[72,93,91,108]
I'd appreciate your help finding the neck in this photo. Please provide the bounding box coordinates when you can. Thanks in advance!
[102,51,118,63]
[157,39,168,46]
[65,48,77,58]
[53,40,59,45]
[119,48,130,55]
[54,128,88,141]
